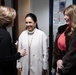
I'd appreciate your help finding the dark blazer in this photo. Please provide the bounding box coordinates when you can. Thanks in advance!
[0,26,21,75]
[53,24,76,75]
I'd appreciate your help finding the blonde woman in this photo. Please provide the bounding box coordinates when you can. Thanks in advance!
[53,5,76,75]
[0,6,26,75]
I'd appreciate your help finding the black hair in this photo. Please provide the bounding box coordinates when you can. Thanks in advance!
[25,13,39,29]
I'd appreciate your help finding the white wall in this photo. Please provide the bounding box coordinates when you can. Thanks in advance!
[30,0,49,36]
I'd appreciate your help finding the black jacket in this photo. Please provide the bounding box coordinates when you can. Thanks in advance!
[53,24,76,75]
[0,26,21,75]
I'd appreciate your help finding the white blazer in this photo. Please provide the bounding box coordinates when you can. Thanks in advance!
[17,28,48,75]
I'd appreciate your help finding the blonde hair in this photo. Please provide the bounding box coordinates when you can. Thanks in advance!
[0,6,16,27]
[63,5,76,35]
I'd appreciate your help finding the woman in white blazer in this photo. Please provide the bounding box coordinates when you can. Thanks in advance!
[17,13,48,75]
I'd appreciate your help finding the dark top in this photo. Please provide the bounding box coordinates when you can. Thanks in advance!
[53,24,76,75]
[0,26,21,75]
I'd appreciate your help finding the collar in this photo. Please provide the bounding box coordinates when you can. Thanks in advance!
[28,28,36,35]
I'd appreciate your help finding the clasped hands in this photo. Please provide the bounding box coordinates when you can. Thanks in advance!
[56,59,64,75]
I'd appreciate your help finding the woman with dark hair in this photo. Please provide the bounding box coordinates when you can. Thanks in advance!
[25,13,39,29]
[17,13,48,75]
[0,6,26,75]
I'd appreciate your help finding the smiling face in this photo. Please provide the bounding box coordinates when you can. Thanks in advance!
[25,17,36,32]
[64,13,71,25]
[63,5,75,26]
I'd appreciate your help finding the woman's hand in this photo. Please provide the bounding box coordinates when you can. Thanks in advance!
[19,49,27,57]
[56,59,63,75]
[57,59,63,69]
